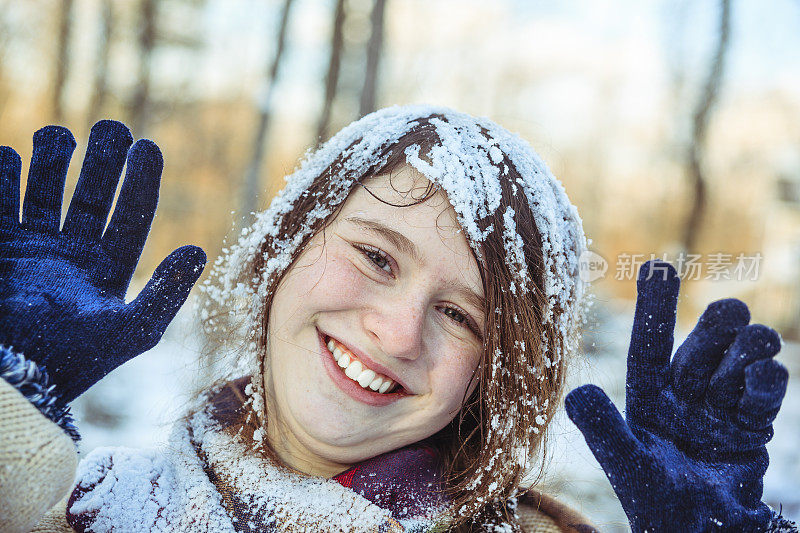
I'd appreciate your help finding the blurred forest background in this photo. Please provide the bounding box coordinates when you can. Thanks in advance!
[2,1,799,529]
[1,0,799,332]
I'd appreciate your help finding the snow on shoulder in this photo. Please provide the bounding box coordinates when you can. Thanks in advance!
[67,399,415,532]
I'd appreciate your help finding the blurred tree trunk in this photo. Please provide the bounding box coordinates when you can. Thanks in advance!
[52,0,74,123]
[240,0,295,223]
[682,0,731,253]
[130,0,156,136]
[87,0,113,125]
[0,5,11,118]
[359,0,386,117]
[316,0,346,143]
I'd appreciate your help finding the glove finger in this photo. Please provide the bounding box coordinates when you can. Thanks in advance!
[566,384,648,485]
[122,245,206,351]
[63,120,133,240]
[0,146,22,226]
[97,139,162,293]
[627,260,679,406]
[708,324,781,408]
[671,298,750,402]
[736,358,788,430]
[21,126,76,232]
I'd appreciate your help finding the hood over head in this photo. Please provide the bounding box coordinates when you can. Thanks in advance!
[199,104,588,522]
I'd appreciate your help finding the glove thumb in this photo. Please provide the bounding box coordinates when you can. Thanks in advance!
[124,245,207,348]
[565,384,647,486]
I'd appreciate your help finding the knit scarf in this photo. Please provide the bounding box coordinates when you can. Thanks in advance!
[65,379,446,532]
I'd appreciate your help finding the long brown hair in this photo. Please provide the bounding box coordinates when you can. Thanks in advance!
[202,114,581,531]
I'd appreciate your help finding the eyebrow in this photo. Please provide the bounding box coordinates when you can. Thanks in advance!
[345,216,423,265]
[444,278,486,319]
[344,215,486,316]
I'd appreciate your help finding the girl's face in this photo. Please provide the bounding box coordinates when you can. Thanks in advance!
[265,165,485,477]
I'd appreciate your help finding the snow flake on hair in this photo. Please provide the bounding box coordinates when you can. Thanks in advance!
[501,207,528,296]
[201,104,587,440]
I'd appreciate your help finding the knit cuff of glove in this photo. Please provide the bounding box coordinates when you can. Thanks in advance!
[0,345,80,443]
[768,508,798,533]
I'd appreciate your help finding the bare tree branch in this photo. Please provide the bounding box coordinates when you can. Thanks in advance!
[130,0,156,135]
[52,0,74,123]
[0,3,13,118]
[240,0,295,224]
[682,0,731,253]
[316,0,346,143]
[359,0,387,117]
[87,0,113,125]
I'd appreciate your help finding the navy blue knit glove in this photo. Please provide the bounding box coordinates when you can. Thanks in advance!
[0,121,206,406]
[566,261,792,532]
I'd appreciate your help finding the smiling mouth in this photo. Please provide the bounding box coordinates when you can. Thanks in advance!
[323,335,401,394]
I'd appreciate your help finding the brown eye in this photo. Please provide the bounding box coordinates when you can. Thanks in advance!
[366,250,389,271]
[354,244,393,275]
[438,305,482,340]
[442,306,467,324]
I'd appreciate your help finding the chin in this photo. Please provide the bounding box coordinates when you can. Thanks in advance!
[289,406,403,461]
[300,422,388,463]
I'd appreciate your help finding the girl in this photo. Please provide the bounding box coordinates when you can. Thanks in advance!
[0,106,793,532]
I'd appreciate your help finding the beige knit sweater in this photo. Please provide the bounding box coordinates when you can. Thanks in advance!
[0,378,591,532]
[0,378,75,532]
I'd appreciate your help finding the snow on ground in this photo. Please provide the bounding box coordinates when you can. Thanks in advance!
[72,299,799,531]
[70,306,205,451]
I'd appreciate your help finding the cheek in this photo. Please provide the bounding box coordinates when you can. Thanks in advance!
[431,346,481,409]
[283,246,370,304]
[310,252,370,303]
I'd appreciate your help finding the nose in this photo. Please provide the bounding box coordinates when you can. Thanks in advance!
[362,297,426,361]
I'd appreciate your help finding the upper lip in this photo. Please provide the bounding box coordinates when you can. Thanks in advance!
[320,329,414,394]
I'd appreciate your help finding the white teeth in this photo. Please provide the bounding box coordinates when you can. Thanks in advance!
[344,360,363,380]
[327,337,399,394]
[357,369,376,388]
[369,377,383,391]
